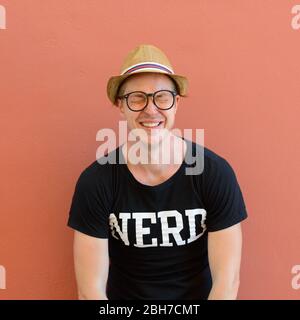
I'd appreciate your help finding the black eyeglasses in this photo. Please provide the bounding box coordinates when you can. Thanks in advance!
[117,90,177,112]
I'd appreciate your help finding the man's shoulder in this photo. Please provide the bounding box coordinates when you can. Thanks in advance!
[187,139,228,166]
[204,146,230,170]
[187,139,235,177]
[76,146,121,186]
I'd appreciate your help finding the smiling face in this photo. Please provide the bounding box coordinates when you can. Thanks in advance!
[116,72,180,146]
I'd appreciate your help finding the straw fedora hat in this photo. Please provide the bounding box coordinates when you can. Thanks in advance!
[107,44,188,105]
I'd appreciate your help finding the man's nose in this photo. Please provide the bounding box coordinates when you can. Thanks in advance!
[143,97,159,114]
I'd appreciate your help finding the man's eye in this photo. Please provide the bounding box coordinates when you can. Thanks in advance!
[131,94,145,100]
[156,94,169,100]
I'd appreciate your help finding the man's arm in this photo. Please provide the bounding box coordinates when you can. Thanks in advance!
[73,230,109,300]
[207,223,243,300]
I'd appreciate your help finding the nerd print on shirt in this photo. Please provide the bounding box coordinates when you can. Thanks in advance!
[109,208,207,248]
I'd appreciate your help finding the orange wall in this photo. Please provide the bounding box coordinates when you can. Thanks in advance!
[0,0,299,299]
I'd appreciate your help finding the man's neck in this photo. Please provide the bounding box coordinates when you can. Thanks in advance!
[122,134,187,176]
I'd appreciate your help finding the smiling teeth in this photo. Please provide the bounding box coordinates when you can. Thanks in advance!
[141,122,160,127]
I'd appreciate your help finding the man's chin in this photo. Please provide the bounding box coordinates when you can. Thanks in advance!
[128,128,170,146]
[146,130,171,147]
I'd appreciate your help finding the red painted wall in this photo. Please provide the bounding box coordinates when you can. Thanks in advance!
[0,0,299,299]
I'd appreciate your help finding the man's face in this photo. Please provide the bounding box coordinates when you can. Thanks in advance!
[116,72,180,146]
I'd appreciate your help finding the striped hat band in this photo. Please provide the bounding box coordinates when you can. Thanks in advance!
[121,62,174,76]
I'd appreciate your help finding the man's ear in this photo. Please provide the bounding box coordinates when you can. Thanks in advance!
[115,98,125,115]
[174,95,180,114]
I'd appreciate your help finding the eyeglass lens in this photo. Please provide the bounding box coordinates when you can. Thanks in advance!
[127,90,174,111]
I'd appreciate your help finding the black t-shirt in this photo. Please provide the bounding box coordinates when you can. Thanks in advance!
[67,139,248,300]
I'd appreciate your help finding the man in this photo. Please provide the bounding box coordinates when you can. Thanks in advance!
[67,44,248,300]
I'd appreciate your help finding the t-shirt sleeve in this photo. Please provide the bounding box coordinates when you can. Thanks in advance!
[67,167,111,238]
[203,156,248,232]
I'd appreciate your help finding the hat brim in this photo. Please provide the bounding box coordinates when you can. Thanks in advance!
[107,71,188,105]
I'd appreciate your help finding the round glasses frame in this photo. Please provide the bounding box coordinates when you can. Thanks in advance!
[117,90,178,112]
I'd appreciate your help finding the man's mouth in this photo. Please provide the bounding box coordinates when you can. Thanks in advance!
[139,121,164,128]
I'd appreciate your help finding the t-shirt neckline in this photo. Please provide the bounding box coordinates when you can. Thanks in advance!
[118,137,190,191]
